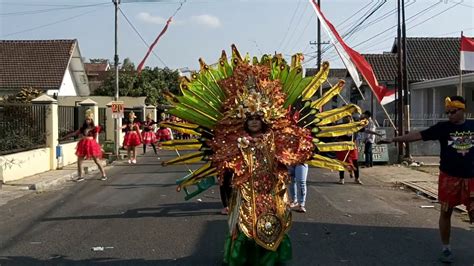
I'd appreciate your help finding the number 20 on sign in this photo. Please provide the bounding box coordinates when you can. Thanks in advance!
[111,101,124,119]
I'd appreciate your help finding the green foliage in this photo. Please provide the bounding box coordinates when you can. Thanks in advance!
[93,65,181,105]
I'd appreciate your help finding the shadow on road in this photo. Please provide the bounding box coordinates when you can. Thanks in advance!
[2,219,472,265]
[41,201,224,221]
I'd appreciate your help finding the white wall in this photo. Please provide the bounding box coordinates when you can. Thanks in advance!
[58,68,77,96]
[0,148,51,182]
[61,141,79,166]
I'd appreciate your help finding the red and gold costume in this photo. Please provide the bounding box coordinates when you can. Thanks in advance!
[123,112,142,147]
[75,109,102,159]
[76,126,102,159]
[160,46,368,265]
[141,119,157,144]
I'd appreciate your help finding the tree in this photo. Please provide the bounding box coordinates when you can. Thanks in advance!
[93,59,181,105]
[122,57,135,71]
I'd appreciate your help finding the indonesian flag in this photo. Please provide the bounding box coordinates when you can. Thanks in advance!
[460,34,474,71]
[380,89,396,105]
[309,0,394,105]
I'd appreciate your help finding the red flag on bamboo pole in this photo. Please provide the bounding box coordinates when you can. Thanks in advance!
[309,0,394,105]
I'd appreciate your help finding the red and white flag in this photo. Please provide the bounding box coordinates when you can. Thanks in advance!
[460,34,474,71]
[309,0,394,105]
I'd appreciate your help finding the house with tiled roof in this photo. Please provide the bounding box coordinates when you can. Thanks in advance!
[84,61,110,94]
[0,39,90,98]
[305,37,474,127]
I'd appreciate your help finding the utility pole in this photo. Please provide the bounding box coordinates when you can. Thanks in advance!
[396,0,404,162]
[401,0,411,159]
[317,0,321,71]
[113,0,120,158]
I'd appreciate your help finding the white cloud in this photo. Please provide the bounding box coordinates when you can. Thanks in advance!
[190,15,221,28]
[137,12,167,25]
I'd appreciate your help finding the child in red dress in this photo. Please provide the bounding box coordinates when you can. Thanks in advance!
[122,111,142,164]
[60,109,107,181]
[141,113,158,155]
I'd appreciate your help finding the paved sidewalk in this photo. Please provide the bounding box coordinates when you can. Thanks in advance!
[0,160,106,208]
[358,162,469,213]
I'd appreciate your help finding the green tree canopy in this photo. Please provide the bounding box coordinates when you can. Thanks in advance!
[93,60,181,105]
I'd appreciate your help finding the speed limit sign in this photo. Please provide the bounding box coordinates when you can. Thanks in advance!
[111,101,124,119]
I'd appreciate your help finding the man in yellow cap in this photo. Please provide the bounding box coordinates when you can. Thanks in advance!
[380,95,473,263]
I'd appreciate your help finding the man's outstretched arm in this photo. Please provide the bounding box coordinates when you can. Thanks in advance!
[379,131,422,144]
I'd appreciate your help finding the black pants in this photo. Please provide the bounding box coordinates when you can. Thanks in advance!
[339,160,359,179]
[143,143,157,154]
[220,171,233,208]
[364,142,373,167]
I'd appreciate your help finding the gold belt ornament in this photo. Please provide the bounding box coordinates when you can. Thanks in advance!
[255,213,284,251]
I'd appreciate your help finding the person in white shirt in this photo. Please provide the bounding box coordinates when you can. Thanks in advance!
[361,111,376,167]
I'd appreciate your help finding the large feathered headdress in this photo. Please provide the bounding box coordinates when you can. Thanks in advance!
[161,45,368,199]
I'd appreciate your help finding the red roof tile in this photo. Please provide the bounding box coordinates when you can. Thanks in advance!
[84,63,110,73]
[0,39,76,92]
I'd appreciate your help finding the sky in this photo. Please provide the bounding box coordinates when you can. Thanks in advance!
[1,0,473,71]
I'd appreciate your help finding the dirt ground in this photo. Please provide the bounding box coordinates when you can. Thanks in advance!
[412,165,439,176]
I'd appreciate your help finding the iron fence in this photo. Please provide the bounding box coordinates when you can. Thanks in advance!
[58,106,79,143]
[0,103,47,155]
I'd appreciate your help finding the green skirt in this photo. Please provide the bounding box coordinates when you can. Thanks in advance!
[223,231,292,266]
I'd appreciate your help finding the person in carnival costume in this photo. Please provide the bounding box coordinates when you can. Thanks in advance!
[160,46,368,265]
[60,109,107,181]
[122,111,142,164]
[141,112,158,155]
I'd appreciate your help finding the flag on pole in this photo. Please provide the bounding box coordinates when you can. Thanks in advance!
[380,89,396,105]
[137,18,172,74]
[460,34,474,71]
[309,0,394,105]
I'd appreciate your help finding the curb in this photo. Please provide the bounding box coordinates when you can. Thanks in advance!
[33,164,101,192]
[6,163,106,192]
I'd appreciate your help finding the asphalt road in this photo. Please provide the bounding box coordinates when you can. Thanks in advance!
[0,151,473,265]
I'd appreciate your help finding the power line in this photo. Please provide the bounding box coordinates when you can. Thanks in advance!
[287,7,313,54]
[347,1,444,51]
[450,0,474,8]
[304,0,379,57]
[281,2,310,53]
[341,0,386,41]
[1,5,109,37]
[335,0,376,30]
[407,1,462,31]
[0,2,109,7]
[278,0,302,51]
[351,0,451,52]
[318,0,389,56]
[320,0,418,56]
[0,2,110,16]
[338,0,382,33]
[118,7,168,67]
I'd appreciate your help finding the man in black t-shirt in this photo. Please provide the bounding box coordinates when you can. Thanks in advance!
[379,96,473,264]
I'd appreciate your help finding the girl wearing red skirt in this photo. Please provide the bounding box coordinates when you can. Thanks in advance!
[60,109,107,181]
[156,123,173,142]
[141,113,158,155]
[336,139,361,185]
[123,111,142,164]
